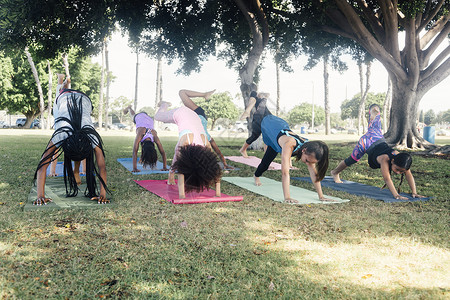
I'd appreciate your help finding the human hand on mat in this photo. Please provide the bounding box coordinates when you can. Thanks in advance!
[411,193,426,198]
[90,195,110,204]
[168,171,176,185]
[319,197,337,202]
[223,163,235,170]
[394,195,408,200]
[132,168,141,173]
[161,167,169,171]
[285,198,298,204]
[33,197,53,205]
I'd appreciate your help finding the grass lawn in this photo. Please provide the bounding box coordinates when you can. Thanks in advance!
[0,129,448,299]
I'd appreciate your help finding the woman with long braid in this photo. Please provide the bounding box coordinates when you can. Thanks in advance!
[33,89,109,205]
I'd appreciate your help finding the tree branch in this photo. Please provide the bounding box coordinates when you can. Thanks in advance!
[418,56,450,98]
[418,0,446,33]
[404,17,420,86]
[421,45,450,79]
[378,0,401,60]
[419,13,450,50]
[354,0,385,43]
[331,0,406,80]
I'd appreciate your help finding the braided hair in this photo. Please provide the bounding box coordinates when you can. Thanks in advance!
[34,90,108,198]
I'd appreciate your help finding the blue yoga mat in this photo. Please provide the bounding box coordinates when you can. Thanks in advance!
[292,176,431,203]
[117,158,170,175]
[46,161,85,177]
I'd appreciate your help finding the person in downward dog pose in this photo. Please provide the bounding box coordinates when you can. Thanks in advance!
[240,91,331,203]
[48,74,86,179]
[331,104,426,200]
[34,89,109,205]
[122,105,167,172]
[154,94,222,199]
[178,89,234,170]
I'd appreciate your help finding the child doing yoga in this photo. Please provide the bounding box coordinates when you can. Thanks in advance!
[34,89,109,205]
[123,105,167,172]
[178,89,234,170]
[331,104,426,200]
[154,91,222,199]
[240,91,330,203]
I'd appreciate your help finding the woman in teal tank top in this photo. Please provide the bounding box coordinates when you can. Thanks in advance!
[240,92,331,203]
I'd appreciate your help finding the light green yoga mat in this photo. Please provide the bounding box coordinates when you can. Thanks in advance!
[222,177,349,205]
[25,178,113,211]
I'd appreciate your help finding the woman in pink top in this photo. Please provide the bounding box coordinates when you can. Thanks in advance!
[154,91,222,199]
[123,105,167,172]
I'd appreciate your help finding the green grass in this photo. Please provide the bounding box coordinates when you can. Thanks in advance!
[0,130,449,299]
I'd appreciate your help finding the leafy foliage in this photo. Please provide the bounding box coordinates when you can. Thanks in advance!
[287,103,325,127]
[340,93,386,120]
[194,92,239,129]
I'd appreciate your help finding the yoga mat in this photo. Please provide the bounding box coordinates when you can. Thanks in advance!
[134,179,243,204]
[24,177,113,211]
[222,177,349,205]
[117,158,170,174]
[218,162,239,171]
[46,161,85,177]
[225,156,298,170]
[292,176,432,203]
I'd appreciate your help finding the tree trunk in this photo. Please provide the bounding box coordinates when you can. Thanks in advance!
[155,54,163,109]
[62,53,71,78]
[234,0,269,150]
[384,78,427,149]
[383,76,392,133]
[276,58,280,116]
[98,42,105,129]
[323,55,330,135]
[134,48,139,111]
[47,60,53,130]
[357,60,364,135]
[25,47,45,129]
[105,41,110,131]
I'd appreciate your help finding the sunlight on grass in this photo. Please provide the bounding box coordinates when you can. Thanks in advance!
[276,236,449,291]
[0,182,10,190]
[133,281,171,297]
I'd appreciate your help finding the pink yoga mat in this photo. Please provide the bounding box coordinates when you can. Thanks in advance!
[225,156,298,170]
[134,179,243,204]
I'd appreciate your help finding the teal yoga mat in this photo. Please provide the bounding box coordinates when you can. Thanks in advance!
[24,177,113,211]
[222,177,349,205]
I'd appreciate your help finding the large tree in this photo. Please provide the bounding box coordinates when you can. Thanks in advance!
[286,0,450,148]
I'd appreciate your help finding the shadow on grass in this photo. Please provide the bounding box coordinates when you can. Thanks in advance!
[0,134,448,298]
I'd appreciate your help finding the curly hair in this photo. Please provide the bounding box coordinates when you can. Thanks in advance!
[141,140,158,169]
[295,140,329,182]
[171,144,222,193]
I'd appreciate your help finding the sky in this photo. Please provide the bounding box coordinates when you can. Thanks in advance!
[93,32,450,115]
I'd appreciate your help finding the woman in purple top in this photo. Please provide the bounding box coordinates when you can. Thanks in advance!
[123,105,167,172]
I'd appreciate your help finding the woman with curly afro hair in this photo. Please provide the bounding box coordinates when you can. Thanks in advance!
[154,95,222,199]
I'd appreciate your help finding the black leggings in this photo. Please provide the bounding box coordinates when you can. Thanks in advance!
[245,98,272,145]
[254,146,278,177]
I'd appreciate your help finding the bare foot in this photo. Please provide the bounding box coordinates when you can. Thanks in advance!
[331,170,343,183]
[123,105,132,114]
[254,176,262,186]
[204,89,216,100]
[239,148,249,158]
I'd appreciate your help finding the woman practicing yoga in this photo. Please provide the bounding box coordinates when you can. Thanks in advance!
[34,89,109,205]
[123,105,167,172]
[178,89,234,170]
[331,104,426,200]
[240,91,330,203]
[154,90,222,199]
